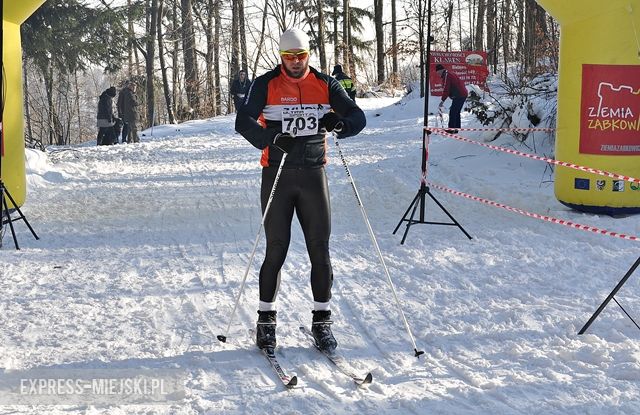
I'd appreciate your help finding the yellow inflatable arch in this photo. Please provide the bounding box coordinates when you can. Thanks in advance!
[536,0,640,214]
[2,0,46,208]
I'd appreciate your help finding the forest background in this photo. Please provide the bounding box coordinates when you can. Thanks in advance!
[20,0,559,148]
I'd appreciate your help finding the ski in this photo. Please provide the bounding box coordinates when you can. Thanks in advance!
[249,329,298,389]
[299,326,373,386]
[261,347,298,389]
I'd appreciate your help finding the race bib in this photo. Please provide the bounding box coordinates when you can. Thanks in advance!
[281,108,319,136]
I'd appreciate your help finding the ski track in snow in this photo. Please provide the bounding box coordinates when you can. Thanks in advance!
[0,97,639,414]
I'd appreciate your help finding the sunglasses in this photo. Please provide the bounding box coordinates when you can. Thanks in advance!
[280,50,309,61]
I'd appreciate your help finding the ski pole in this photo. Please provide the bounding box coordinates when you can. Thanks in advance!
[217,152,288,343]
[332,133,425,358]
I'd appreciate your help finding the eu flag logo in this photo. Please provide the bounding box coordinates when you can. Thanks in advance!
[574,178,590,190]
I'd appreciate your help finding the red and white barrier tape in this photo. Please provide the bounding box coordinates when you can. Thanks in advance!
[434,127,555,132]
[429,128,640,184]
[428,182,639,242]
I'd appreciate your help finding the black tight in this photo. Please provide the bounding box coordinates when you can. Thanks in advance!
[259,166,333,303]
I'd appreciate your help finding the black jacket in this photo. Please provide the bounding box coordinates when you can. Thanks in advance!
[230,77,251,107]
[97,92,114,121]
[235,65,366,168]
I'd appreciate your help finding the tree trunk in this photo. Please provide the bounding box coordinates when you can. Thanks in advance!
[181,0,199,118]
[317,0,327,73]
[391,0,397,77]
[45,64,54,146]
[374,0,384,84]
[458,0,463,50]
[474,0,485,51]
[524,0,536,73]
[342,0,349,70]
[348,16,355,80]
[74,71,81,143]
[333,1,339,64]
[486,0,496,68]
[214,0,223,115]
[252,0,269,77]
[445,1,453,51]
[158,0,175,123]
[146,0,158,128]
[516,0,524,65]
[230,0,240,112]
[172,0,179,118]
[127,0,134,77]
[231,0,239,74]
[468,0,474,49]
[203,0,215,116]
[501,0,511,73]
[239,0,248,71]
[22,57,35,148]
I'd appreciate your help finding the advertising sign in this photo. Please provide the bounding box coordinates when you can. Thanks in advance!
[579,64,640,155]
[429,51,490,96]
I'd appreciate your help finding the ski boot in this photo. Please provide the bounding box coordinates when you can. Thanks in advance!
[256,310,277,350]
[311,310,338,353]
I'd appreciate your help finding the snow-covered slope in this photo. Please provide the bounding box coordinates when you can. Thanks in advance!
[1,96,638,414]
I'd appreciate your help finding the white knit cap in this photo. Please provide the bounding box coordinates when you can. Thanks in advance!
[279,28,310,52]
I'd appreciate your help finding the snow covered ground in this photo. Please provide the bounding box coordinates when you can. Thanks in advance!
[1,94,639,414]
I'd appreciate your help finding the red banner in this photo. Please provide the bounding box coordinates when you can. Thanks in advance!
[429,51,490,96]
[579,64,640,155]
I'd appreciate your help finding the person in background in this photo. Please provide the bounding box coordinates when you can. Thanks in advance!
[331,64,356,102]
[96,86,117,146]
[230,69,251,111]
[117,80,140,143]
[435,63,468,133]
[235,28,366,353]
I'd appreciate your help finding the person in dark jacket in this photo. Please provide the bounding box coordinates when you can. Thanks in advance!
[96,87,117,145]
[331,64,356,102]
[117,80,140,143]
[436,64,468,133]
[230,69,251,111]
[235,28,366,354]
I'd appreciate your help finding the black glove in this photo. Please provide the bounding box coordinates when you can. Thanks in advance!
[271,132,297,153]
[320,112,345,133]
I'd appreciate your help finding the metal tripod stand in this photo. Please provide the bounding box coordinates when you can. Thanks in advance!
[392,0,471,244]
[0,179,39,249]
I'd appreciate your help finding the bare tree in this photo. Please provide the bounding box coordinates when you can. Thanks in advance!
[316,0,327,73]
[333,0,339,63]
[252,0,270,78]
[230,0,240,111]
[445,1,453,50]
[391,0,397,78]
[374,0,384,84]
[181,0,200,118]
[214,0,223,115]
[501,0,511,69]
[523,0,536,73]
[486,0,496,68]
[194,0,217,117]
[127,0,134,77]
[239,0,248,71]
[145,0,158,127]
[342,0,349,70]
[474,0,485,51]
[172,0,180,118]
